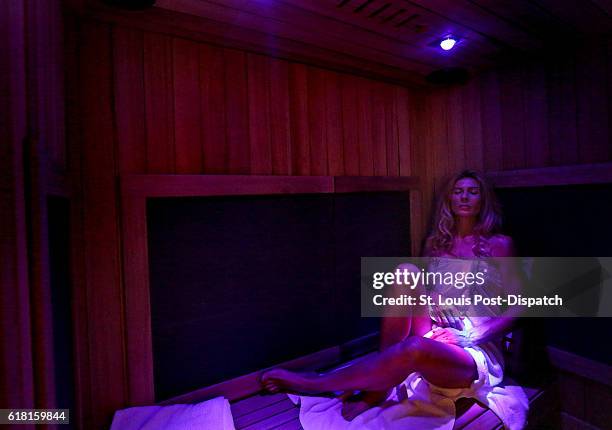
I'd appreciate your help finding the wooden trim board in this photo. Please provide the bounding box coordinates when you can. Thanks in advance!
[547,346,612,387]
[487,163,612,188]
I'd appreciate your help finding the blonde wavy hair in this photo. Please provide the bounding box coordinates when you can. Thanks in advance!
[425,170,502,257]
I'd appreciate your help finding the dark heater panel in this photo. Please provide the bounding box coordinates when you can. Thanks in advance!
[496,184,612,366]
[497,184,612,257]
[147,192,411,400]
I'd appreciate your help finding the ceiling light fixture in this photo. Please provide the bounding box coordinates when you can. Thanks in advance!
[440,37,457,51]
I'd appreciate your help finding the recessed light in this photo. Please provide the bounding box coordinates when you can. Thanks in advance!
[440,37,457,51]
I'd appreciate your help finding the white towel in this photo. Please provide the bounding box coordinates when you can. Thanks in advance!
[288,342,528,430]
[110,397,235,430]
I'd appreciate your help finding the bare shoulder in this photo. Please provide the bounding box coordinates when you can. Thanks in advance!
[488,234,515,257]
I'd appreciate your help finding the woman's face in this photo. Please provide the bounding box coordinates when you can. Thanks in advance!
[450,177,482,218]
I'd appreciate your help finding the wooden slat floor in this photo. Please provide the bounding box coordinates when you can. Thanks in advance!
[232,392,301,430]
[230,380,541,430]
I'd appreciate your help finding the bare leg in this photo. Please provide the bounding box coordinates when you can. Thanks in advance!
[261,336,476,394]
[338,269,433,419]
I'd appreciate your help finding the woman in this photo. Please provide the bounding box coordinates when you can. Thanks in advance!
[261,170,524,424]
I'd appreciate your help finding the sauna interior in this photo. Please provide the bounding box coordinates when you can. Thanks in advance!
[2,0,612,429]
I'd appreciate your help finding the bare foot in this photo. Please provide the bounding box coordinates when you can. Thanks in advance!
[341,389,391,421]
[260,369,319,394]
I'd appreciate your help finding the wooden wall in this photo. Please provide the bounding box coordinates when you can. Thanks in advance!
[418,41,612,220]
[1,1,66,428]
[59,9,612,430]
[105,27,418,177]
[0,1,36,423]
[65,14,422,428]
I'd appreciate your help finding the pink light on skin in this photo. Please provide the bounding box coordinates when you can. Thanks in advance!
[451,177,482,238]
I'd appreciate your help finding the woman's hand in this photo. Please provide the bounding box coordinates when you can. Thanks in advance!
[429,327,473,347]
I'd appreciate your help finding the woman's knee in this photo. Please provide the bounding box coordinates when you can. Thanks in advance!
[396,336,427,365]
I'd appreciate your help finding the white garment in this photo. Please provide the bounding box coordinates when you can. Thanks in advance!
[289,335,528,430]
[110,397,235,430]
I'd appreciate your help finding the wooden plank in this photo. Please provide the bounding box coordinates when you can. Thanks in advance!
[407,89,427,255]
[547,57,578,166]
[394,0,542,52]
[584,377,612,429]
[357,78,374,176]
[143,32,175,173]
[560,412,598,430]
[46,0,66,172]
[396,87,413,177]
[480,71,503,172]
[234,397,296,428]
[460,384,542,429]
[269,58,292,175]
[371,81,388,176]
[523,61,549,168]
[0,0,35,417]
[284,0,499,68]
[460,408,502,429]
[547,346,612,387]
[420,88,436,234]
[340,74,360,176]
[224,48,251,174]
[247,53,273,174]
[383,84,400,177]
[84,3,426,88]
[486,163,612,188]
[232,393,289,418]
[241,407,300,430]
[271,417,302,430]
[121,194,155,405]
[121,175,334,198]
[199,44,228,173]
[499,68,526,170]
[121,175,420,198]
[288,63,310,175]
[325,70,344,176]
[307,67,328,175]
[429,89,449,190]
[469,0,567,41]
[25,0,60,412]
[156,0,438,74]
[575,42,609,164]
[63,13,89,428]
[534,0,612,35]
[173,37,202,173]
[453,401,489,429]
[113,26,146,174]
[461,76,484,171]
[79,19,129,422]
[333,176,420,193]
[446,87,465,174]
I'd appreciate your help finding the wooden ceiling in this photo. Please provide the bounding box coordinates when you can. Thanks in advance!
[92,0,612,86]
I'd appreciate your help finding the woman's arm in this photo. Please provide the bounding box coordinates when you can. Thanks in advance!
[468,235,524,345]
[431,235,525,347]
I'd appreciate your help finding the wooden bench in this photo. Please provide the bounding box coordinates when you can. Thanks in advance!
[229,346,544,430]
[163,334,548,429]
[229,380,543,430]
